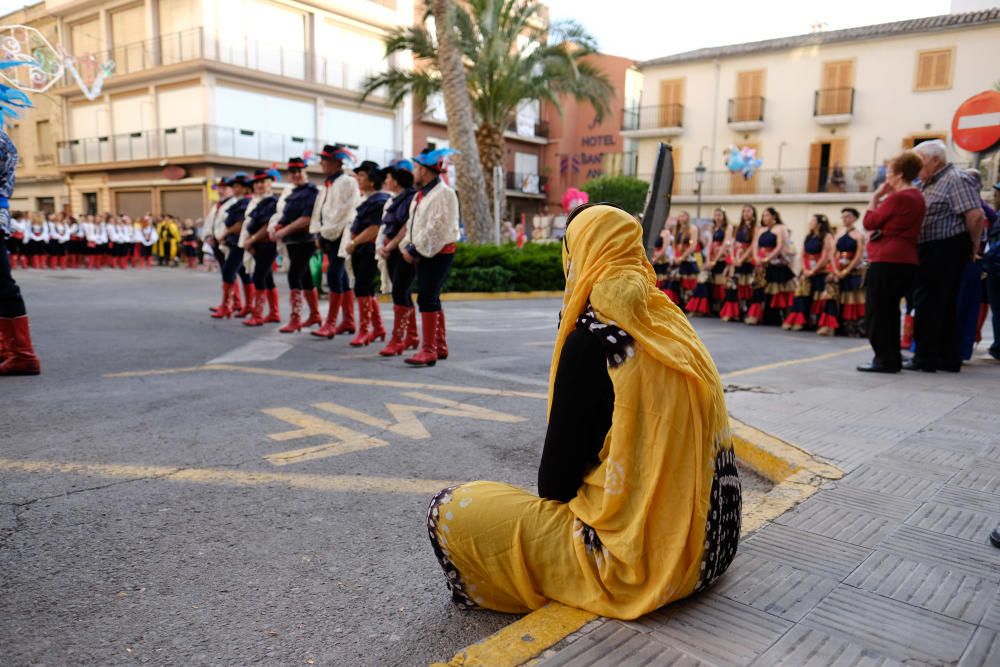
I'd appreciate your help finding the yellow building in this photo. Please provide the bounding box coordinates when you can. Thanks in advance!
[624,8,1000,242]
[6,0,414,220]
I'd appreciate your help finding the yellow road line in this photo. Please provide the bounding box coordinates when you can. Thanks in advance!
[721,344,869,380]
[106,364,548,400]
[430,602,596,667]
[0,458,454,495]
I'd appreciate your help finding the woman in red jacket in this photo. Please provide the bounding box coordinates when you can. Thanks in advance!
[857,151,926,373]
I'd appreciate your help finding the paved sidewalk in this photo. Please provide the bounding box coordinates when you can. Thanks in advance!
[535,350,1000,666]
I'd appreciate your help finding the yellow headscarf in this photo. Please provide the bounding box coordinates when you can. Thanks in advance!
[550,204,735,616]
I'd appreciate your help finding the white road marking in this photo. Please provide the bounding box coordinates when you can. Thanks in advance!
[208,336,293,364]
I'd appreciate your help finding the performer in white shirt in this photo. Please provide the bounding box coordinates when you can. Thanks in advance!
[6,211,26,269]
[205,178,240,315]
[47,214,71,269]
[25,212,48,269]
[137,216,158,269]
[401,147,461,367]
[309,144,361,339]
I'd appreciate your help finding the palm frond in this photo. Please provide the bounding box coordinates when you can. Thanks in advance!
[359,68,441,107]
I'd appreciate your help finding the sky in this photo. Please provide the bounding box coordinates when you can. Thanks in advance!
[544,0,956,61]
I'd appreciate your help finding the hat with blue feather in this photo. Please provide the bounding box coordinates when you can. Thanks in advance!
[413,146,459,173]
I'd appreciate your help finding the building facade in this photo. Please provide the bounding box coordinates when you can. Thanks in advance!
[624,8,1000,243]
[3,4,70,213]
[11,0,414,221]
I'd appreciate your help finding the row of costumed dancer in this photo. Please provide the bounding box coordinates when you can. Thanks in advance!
[654,205,866,336]
[6,213,163,270]
[203,144,459,367]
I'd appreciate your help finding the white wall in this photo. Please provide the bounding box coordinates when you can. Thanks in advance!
[636,23,1000,175]
[323,104,394,161]
[157,85,205,127]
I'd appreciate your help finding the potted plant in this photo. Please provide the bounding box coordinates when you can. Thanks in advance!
[853,166,872,192]
[772,173,785,194]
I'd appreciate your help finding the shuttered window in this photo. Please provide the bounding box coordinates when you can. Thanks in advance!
[658,79,684,127]
[915,49,953,91]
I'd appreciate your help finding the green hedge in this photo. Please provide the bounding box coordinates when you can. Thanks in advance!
[580,175,650,214]
[443,242,564,292]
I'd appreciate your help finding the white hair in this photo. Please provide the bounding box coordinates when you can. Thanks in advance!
[913,139,947,162]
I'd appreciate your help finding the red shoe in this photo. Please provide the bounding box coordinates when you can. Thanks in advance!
[279,290,303,333]
[362,298,386,345]
[264,288,281,323]
[209,282,228,313]
[405,311,439,367]
[302,288,322,328]
[349,297,372,346]
[234,283,255,319]
[334,290,356,334]
[436,310,448,360]
[243,290,267,326]
[60,255,68,270]
[211,283,234,319]
[404,306,419,350]
[379,305,409,356]
[311,292,341,339]
[231,283,243,314]
[0,316,41,376]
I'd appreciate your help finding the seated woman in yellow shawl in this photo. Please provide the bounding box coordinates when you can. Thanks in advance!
[426,204,741,620]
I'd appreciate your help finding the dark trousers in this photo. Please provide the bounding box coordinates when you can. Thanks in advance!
[416,252,454,313]
[251,244,277,291]
[221,246,244,284]
[321,237,349,294]
[352,243,377,298]
[987,272,1000,357]
[0,241,27,317]
[865,262,916,371]
[388,249,415,307]
[914,234,971,371]
[286,242,314,291]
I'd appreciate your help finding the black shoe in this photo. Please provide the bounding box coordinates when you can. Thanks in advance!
[902,359,936,373]
[991,526,1000,549]
[857,363,898,374]
[940,364,962,373]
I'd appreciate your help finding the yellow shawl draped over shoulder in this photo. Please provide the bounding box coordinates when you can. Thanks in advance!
[552,204,737,617]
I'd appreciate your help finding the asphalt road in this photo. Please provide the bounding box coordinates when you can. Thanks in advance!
[1,267,875,666]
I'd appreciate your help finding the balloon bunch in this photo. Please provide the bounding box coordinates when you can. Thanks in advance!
[725,145,762,181]
[561,187,589,214]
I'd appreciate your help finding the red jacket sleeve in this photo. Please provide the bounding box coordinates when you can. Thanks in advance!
[863,193,899,231]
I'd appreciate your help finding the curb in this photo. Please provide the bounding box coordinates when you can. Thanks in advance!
[429,417,842,667]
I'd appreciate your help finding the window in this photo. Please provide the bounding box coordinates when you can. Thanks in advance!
[84,192,98,215]
[514,152,540,193]
[111,4,147,73]
[37,197,55,214]
[69,17,102,56]
[818,60,854,115]
[35,120,53,164]
[915,48,953,91]
[733,70,764,122]
[658,79,684,127]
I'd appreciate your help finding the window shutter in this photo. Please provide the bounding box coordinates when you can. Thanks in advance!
[916,49,952,90]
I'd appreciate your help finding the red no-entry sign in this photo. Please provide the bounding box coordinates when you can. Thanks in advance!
[951,91,1000,153]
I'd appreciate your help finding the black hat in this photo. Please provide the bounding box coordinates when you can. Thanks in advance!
[320,144,356,164]
[253,168,274,182]
[230,172,252,188]
[287,157,307,171]
[216,176,233,187]
[381,158,414,189]
[354,160,381,177]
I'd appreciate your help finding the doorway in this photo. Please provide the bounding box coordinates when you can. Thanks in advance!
[809,139,847,193]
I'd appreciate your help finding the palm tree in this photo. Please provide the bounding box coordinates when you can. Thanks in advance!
[426,0,494,244]
[362,0,613,244]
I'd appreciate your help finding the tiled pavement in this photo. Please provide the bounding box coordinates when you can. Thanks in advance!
[536,351,1000,667]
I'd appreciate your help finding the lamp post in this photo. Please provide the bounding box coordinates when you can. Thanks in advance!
[872,136,881,168]
[695,161,707,222]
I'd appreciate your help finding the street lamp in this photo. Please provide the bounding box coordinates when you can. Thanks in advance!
[695,161,707,222]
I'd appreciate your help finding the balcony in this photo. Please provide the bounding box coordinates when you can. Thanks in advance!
[621,105,684,138]
[507,119,550,141]
[56,124,399,168]
[506,171,546,198]
[649,165,888,198]
[727,97,765,132]
[814,88,855,126]
[61,27,383,93]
